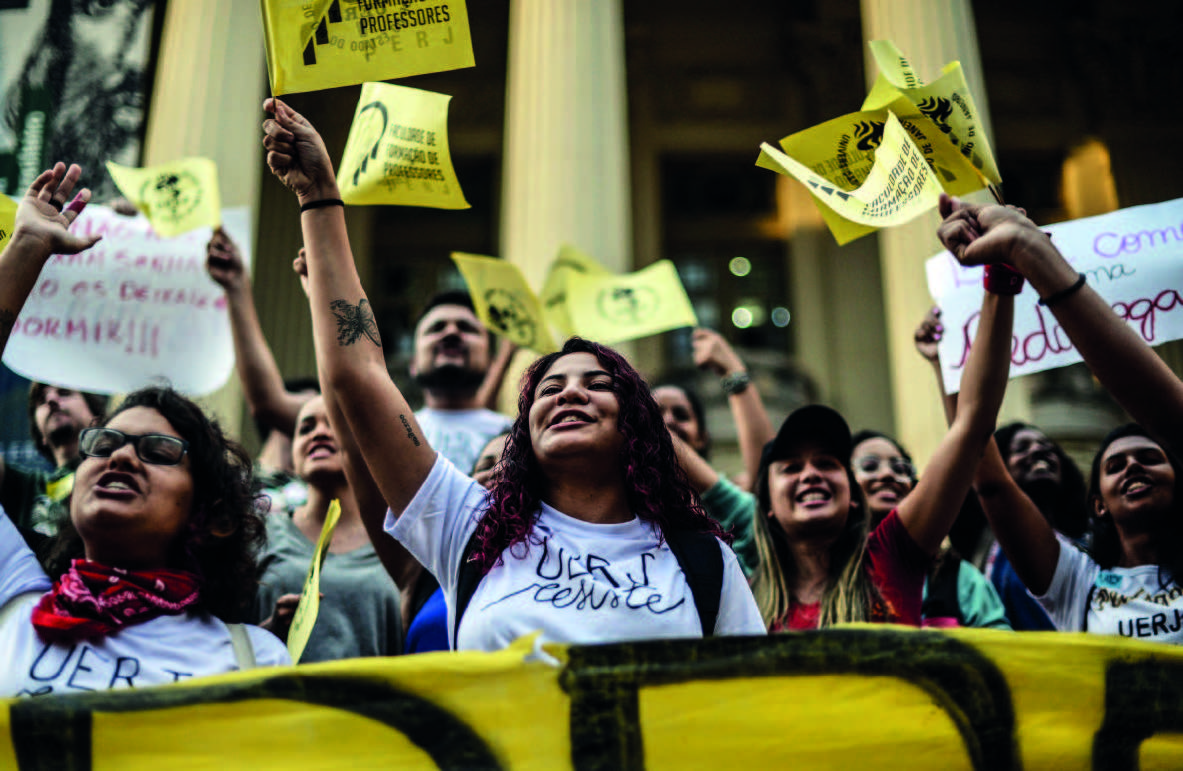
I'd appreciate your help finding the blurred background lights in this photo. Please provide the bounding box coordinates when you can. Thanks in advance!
[728,256,752,277]
[731,301,766,329]
[731,307,753,328]
[771,306,791,327]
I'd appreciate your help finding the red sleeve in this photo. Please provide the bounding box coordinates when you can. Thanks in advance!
[865,509,931,626]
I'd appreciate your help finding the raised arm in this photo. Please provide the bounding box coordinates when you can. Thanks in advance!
[206,230,309,437]
[262,98,436,516]
[692,328,774,488]
[914,306,957,428]
[474,338,519,411]
[896,198,1015,554]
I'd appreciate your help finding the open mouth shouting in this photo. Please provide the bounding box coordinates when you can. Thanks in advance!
[94,471,141,499]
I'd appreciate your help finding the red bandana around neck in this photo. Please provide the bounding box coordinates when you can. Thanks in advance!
[31,560,202,643]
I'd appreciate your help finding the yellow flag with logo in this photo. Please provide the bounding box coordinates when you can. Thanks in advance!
[863,40,1001,186]
[565,260,697,345]
[287,498,341,665]
[338,82,468,209]
[261,0,475,96]
[540,244,612,339]
[758,113,944,244]
[0,194,15,254]
[452,253,556,353]
[105,158,221,238]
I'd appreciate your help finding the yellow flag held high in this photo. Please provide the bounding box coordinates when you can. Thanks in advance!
[540,244,612,339]
[106,158,221,238]
[452,253,556,353]
[261,0,475,96]
[758,113,944,244]
[864,40,1002,186]
[287,499,341,665]
[338,82,468,209]
[565,260,698,345]
[0,194,15,254]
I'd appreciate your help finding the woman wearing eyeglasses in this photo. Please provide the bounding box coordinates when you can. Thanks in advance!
[850,431,1010,630]
[0,164,289,697]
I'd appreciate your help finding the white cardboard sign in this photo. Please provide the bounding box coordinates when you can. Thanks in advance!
[2,206,250,396]
[927,197,1183,393]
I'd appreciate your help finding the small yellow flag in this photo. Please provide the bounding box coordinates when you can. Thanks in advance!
[105,158,221,238]
[565,260,698,345]
[540,244,612,339]
[758,113,944,244]
[287,498,341,665]
[452,252,556,353]
[0,193,15,254]
[338,82,468,209]
[261,0,475,96]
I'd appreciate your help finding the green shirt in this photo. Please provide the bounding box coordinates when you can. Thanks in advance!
[701,475,758,578]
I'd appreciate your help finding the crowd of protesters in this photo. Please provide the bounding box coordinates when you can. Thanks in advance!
[2,97,1183,699]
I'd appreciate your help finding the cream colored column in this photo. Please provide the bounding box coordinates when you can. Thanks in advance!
[860,0,1029,465]
[140,0,265,437]
[501,0,632,284]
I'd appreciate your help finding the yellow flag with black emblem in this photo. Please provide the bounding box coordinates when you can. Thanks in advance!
[261,0,475,96]
[564,260,698,345]
[0,193,15,254]
[105,158,221,238]
[338,82,468,208]
[451,252,556,353]
[287,498,341,665]
[539,244,612,339]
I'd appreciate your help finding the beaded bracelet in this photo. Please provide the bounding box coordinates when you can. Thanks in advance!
[720,371,751,395]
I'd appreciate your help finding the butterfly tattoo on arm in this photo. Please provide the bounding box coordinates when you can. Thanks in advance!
[329,299,380,346]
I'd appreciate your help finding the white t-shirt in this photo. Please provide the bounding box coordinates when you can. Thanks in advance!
[1038,534,1183,644]
[0,505,290,698]
[387,455,765,651]
[415,407,513,473]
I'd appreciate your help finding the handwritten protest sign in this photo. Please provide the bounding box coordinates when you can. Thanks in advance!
[0,193,14,253]
[540,244,612,339]
[1,205,248,396]
[338,82,468,208]
[758,113,944,244]
[106,158,221,238]
[451,253,556,352]
[261,0,475,96]
[287,499,341,665]
[565,260,698,345]
[927,197,1183,393]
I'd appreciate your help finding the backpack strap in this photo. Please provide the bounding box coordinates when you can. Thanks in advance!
[452,527,485,649]
[226,623,257,669]
[0,590,44,629]
[664,529,724,636]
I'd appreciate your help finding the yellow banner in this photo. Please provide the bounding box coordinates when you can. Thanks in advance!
[338,82,468,209]
[565,260,698,345]
[758,113,943,244]
[287,499,341,665]
[105,158,221,238]
[6,628,1183,769]
[261,0,475,96]
[539,244,612,339]
[0,193,15,254]
[451,253,556,353]
[864,40,1002,185]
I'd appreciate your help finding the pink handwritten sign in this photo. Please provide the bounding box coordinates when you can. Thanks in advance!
[926,197,1183,393]
[1,206,249,395]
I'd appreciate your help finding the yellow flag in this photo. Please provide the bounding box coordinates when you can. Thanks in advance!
[261,0,475,96]
[338,82,468,209]
[452,252,557,353]
[0,194,15,254]
[758,113,944,244]
[565,260,697,345]
[105,158,221,238]
[287,498,341,665]
[863,40,1002,185]
[540,244,612,339]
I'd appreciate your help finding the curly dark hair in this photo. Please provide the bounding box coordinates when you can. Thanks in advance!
[995,422,1089,539]
[1087,423,1183,583]
[47,386,267,623]
[471,338,726,572]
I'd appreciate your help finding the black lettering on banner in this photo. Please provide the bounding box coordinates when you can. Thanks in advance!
[1092,659,1183,770]
[559,629,1019,771]
[10,674,502,770]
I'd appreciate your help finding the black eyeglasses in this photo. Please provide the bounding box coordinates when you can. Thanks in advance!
[853,454,915,479]
[79,427,189,466]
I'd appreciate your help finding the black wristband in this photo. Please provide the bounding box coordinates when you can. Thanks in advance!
[720,371,751,395]
[299,198,345,212]
[1038,273,1086,308]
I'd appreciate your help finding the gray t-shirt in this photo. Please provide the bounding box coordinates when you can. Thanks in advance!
[415,407,513,473]
[255,513,403,662]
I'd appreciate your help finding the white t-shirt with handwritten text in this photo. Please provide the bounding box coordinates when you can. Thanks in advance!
[415,407,513,474]
[0,505,290,698]
[388,455,765,651]
[1038,534,1183,644]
